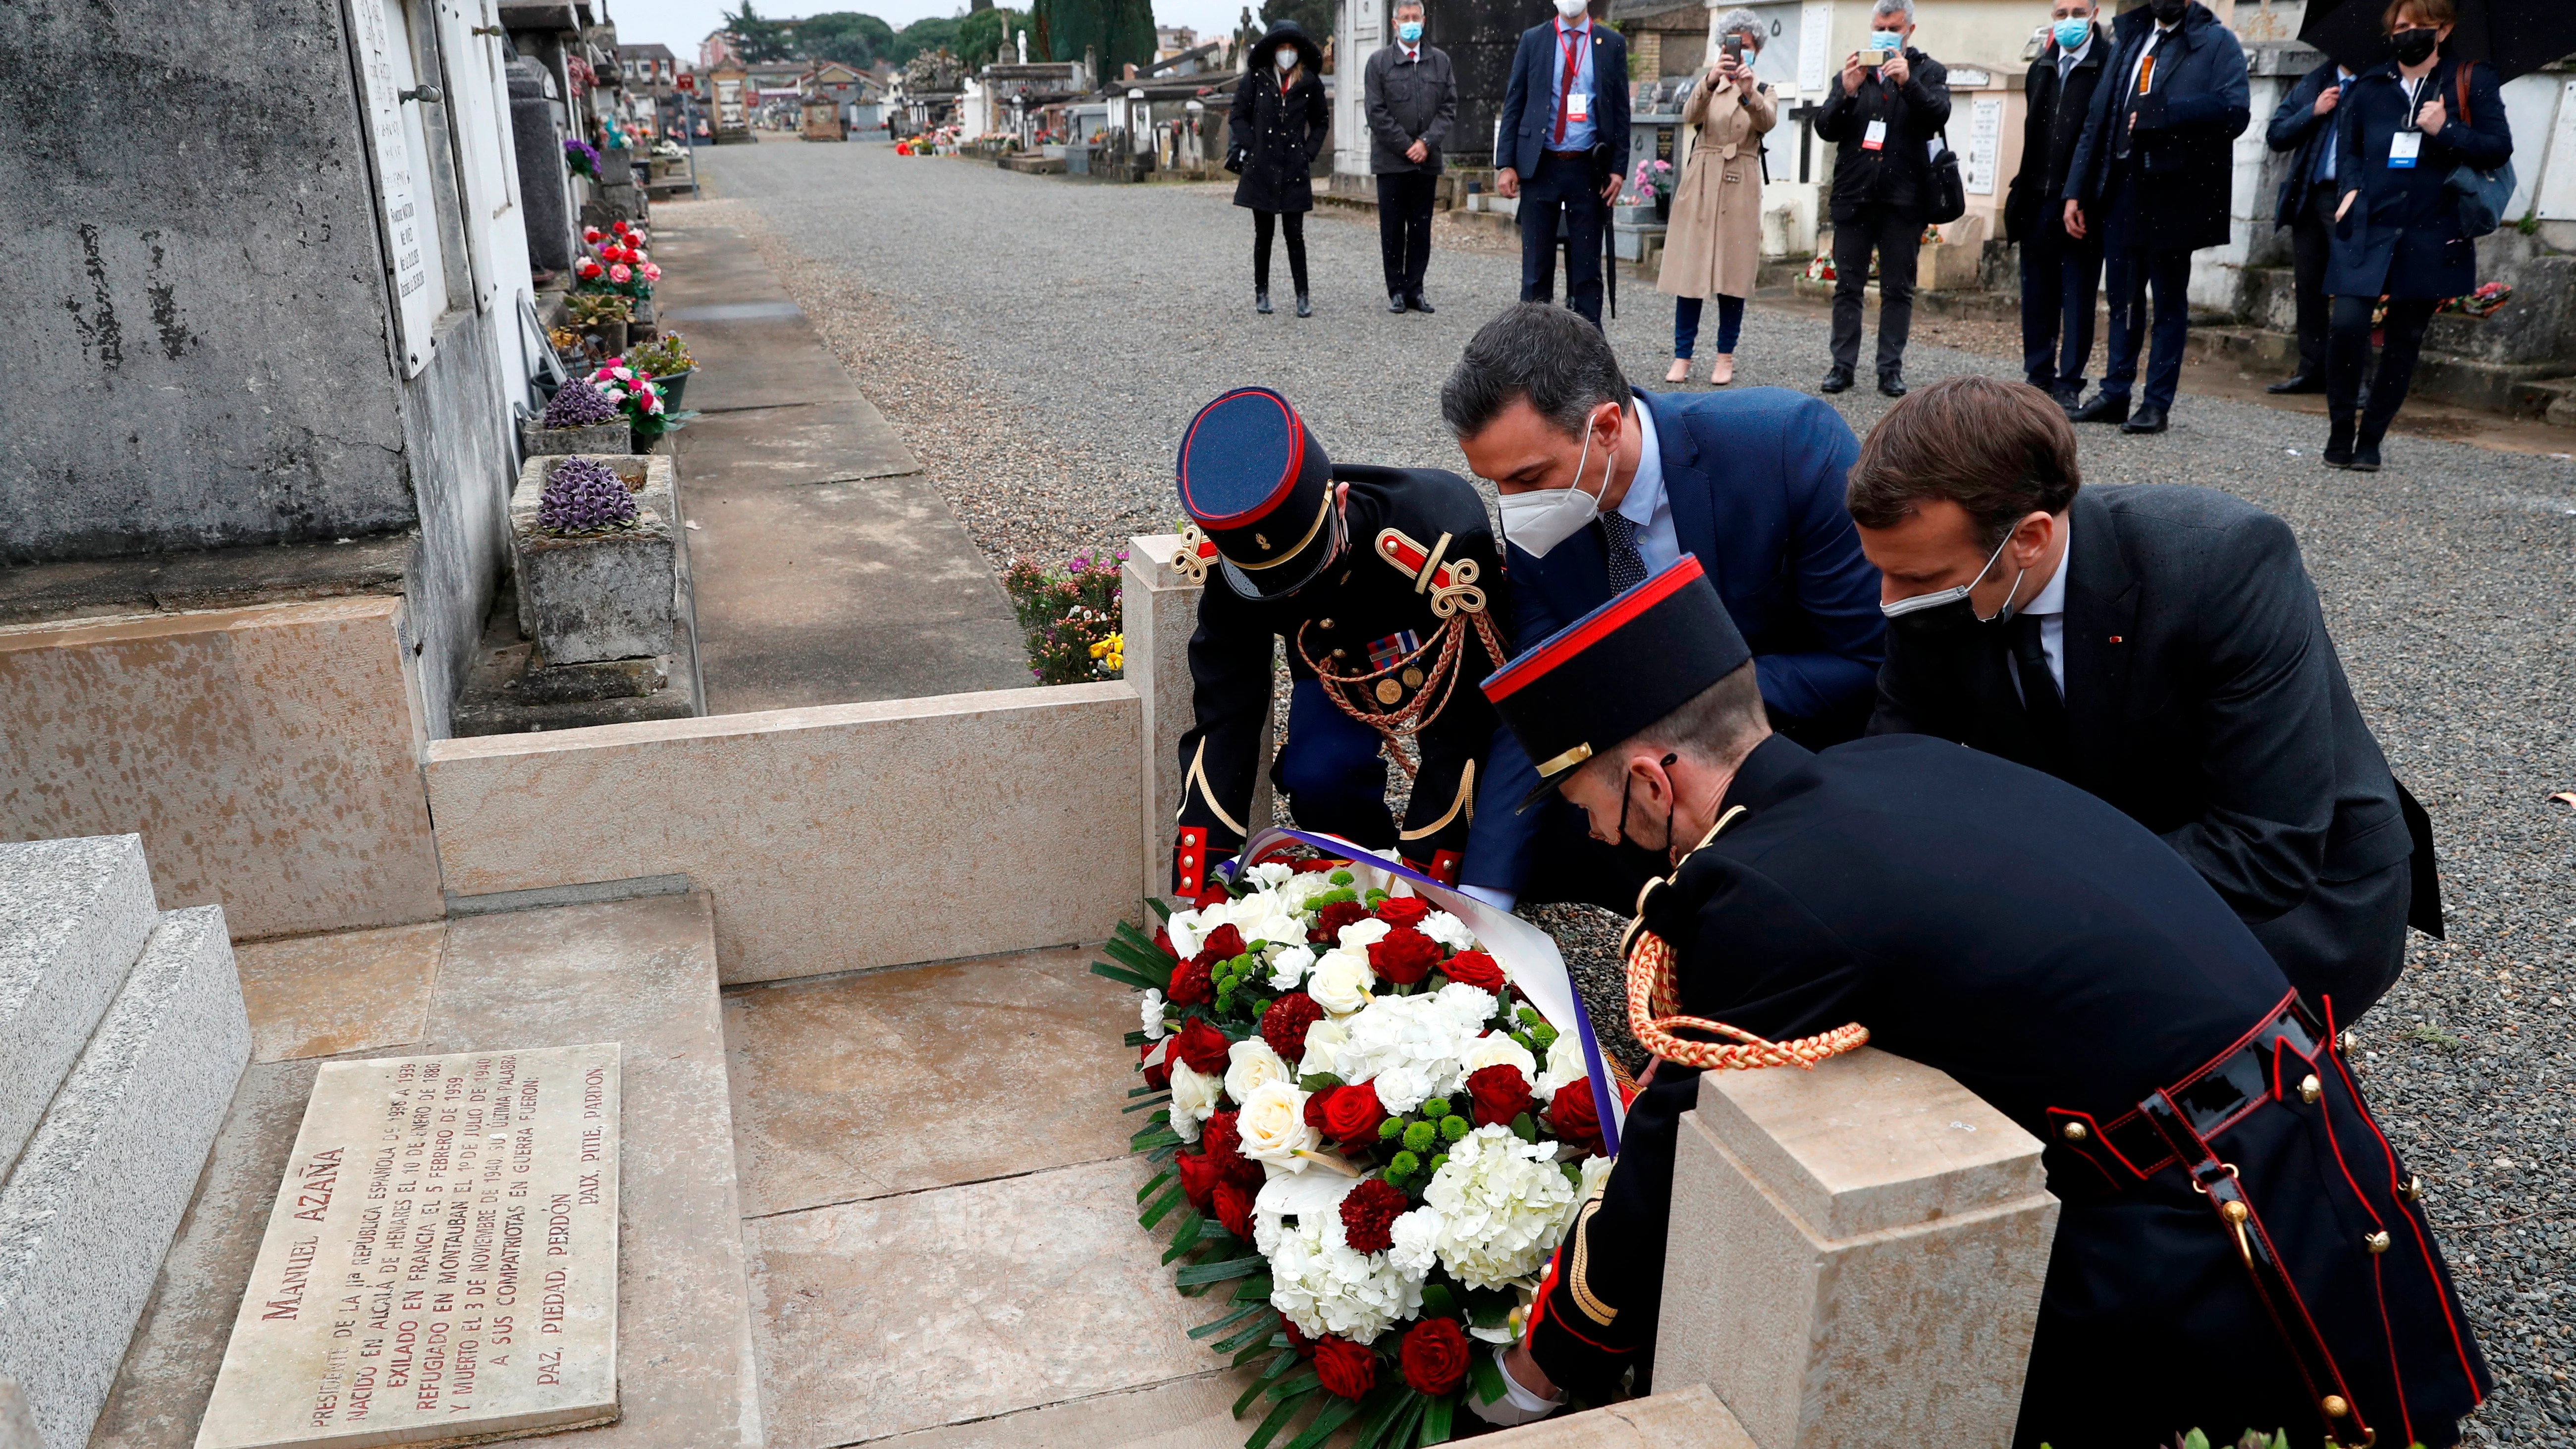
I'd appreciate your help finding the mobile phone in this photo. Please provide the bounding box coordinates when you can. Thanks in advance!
[1860,49,1884,66]
[1721,35,1744,62]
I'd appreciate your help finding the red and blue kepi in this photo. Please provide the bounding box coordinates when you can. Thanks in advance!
[1480,555,1751,811]
[1177,386,1340,599]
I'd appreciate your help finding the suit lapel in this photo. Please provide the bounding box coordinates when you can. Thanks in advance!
[2061,491,2139,798]
[1638,391,1714,574]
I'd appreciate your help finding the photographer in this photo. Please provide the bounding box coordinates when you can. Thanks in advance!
[1656,8,1777,386]
[1814,0,1950,398]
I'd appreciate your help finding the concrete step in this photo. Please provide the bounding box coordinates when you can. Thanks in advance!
[0,835,157,1180]
[0,905,249,1449]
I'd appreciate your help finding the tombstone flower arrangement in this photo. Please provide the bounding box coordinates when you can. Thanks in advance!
[574,221,661,298]
[583,363,672,444]
[1095,860,1610,1447]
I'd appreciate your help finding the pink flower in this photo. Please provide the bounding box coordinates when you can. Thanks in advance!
[609,264,632,283]
[640,263,662,281]
[583,226,604,243]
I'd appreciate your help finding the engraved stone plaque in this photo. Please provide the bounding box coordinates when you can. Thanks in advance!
[197,1045,621,1449]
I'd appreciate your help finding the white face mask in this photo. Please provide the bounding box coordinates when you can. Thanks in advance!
[1276,47,1298,70]
[1496,418,1608,558]
[1555,0,1589,19]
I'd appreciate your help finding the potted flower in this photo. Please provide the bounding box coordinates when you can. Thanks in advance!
[586,363,680,450]
[526,377,633,455]
[509,453,682,665]
[627,333,697,411]
[565,291,634,355]
[1628,157,1676,223]
[565,137,603,182]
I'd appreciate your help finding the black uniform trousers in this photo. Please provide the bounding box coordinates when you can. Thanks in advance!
[1376,170,1438,300]
[1829,204,1923,379]
[2021,208,2104,397]
[2288,178,2339,377]
[1518,150,1608,325]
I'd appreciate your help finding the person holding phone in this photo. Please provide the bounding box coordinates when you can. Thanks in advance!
[1814,0,1949,398]
[2320,0,2512,470]
[1656,10,1776,386]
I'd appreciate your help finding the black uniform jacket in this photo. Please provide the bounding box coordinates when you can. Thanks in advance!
[1529,734,2488,1447]
[2005,27,2108,243]
[2064,3,2251,252]
[1175,465,1511,881]
[1814,49,1951,222]
[2326,57,2512,302]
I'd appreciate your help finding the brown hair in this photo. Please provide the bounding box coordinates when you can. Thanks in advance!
[1845,376,2081,548]
[1589,661,1770,776]
[2383,0,2454,32]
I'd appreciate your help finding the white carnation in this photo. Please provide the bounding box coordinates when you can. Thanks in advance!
[1140,988,1169,1041]
[1459,1033,1538,1084]
[1336,916,1392,952]
[1422,1125,1583,1289]
[1419,910,1479,952]
[1386,1206,1445,1280]
[1168,1059,1221,1144]
[1225,1038,1293,1105]
[1236,1079,1320,1171]
[1307,951,1378,1016]
[1269,1211,1425,1342]
[1297,1018,1349,1079]
[1434,982,1503,1032]
[1536,1031,1589,1098]
[1370,1062,1432,1115]
[1267,944,1316,992]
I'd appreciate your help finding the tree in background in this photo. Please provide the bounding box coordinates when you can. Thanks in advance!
[721,0,799,61]
[1031,0,1155,76]
[957,5,1028,66]
[1260,0,1333,46]
[887,15,964,64]
[796,11,897,66]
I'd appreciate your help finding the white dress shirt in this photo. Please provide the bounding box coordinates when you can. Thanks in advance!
[1614,400,1681,575]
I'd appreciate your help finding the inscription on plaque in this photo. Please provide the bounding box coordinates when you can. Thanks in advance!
[197,1045,622,1449]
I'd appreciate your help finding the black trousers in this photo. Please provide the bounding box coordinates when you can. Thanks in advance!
[1252,209,1308,294]
[2326,292,2438,439]
[1517,151,1608,325]
[2287,180,2339,376]
[1376,170,1437,298]
[1829,205,1922,378]
[2020,209,2104,396]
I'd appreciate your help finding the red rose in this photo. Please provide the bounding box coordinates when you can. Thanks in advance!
[1441,950,1506,992]
[1466,1063,1537,1127]
[1338,1176,1408,1254]
[1193,923,1246,967]
[1313,900,1368,944]
[1398,1317,1471,1396]
[1168,957,1213,1007]
[1139,1041,1170,1090]
[1260,993,1325,1063]
[1211,1180,1255,1240]
[1547,1078,1604,1158]
[1367,926,1442,986]
[1311,1336,1377,1399]
[1193,880,1233,910]
[1202,1112,1264,1188]
[1282,1319,1316,1357]
[1373,895,1432,929]
[1316,1080,1387,1147]
[1175,1148,1223,1210]
[1174,1018,1233,1076]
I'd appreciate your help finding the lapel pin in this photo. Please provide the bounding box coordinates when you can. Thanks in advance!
[2108,636,2124,644]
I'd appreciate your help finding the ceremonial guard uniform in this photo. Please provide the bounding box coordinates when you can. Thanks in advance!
[1483,560,2488,1447]
[1170,387,1512,895]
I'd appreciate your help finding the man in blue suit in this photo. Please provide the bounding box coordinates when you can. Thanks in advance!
[1494,0,1630,326]
[1440,302,1885,911]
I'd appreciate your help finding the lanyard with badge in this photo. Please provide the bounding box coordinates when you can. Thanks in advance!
[2389,76,2424,168]
[1561,24,1591,125]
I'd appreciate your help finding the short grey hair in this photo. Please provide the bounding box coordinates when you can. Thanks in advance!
[1872,0,1914,21]
[1715,7,1764,47]
[1442,303,1630,440]
[1394,0,1424,12]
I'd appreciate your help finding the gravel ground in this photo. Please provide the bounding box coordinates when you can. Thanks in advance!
[676,139,2576,1441]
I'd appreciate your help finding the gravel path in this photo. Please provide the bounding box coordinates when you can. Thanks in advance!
[675,139,2576,1442]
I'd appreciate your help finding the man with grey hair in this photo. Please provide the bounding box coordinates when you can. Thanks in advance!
[1814,0,1949,396]
[1439,302,1883,912]
[1363,0,1459,312]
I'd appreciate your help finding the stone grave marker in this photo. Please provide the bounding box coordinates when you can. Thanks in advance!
[197,1045,622,1449]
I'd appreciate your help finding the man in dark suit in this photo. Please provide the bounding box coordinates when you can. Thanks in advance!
[2061,0,2249,434]
[1364,0,1458,314]
[1494,0,1630,326]
[2006,0,2111,408]
[1437,302,1886,913]
[1845,376,2433,1019]
[1473,560,2489,1445]
[2263,59,2355,394]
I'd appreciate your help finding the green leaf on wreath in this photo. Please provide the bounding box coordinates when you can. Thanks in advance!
[1232,1275,1276,1302]
[1161,1212,1206,1262]
[1123,1095,1174,1115]
[1214,1314,1279,1355]
[1264,1368,1322,1404]
[1285,1392,1365,1449]
[1296,1073,1346,1092]
[1348,1384,1410,1449]
[1136,1169,1174,1204]
[1192,1300,1270,1341]
[1418,1283,1455,1317]
[1175,1254,1267,1285]
[1125,1029,1150,1047]
[1149,897,1174,922]
[1139,1184,1187,1230]
[1420,1392,1453,1445]
[1131,1123,1183,1151]
[1374,1393,1428,1449]
[1234,1336,1284,1367]
[1245,1386,1315,1449]
[1235,1351,1298,1417]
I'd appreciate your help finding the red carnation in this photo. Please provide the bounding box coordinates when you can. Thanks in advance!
[1399,1317,1471,1395]
[1466,1063,1537,1127]
[1168,956,1213,1007]
[1373,895,1433,928]
[1193,923,1246,967]
[1202,1112,1264,1187]
[1139,1041,1171,1090]
[1174,1018,1233,1076]
[1175,1148,1223,1210]
[1368,926,1442,986]
[1441,950,1506,992]
[1338,1176,1408,1255]
[1260,992,1324,1063]
[1211,1180,1255,1240]
[1547,1078,1604,1158]
[1315,1080,1387,1147]
[1311,1336,1377,1399]
[1313,899,1368,944]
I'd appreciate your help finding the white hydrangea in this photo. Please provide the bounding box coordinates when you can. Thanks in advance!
[1297,1017,1350,1079]
[1139,988,1169,1041]
[1270,871,1341,913]
[1267,943,1316,992]
[1225,1038,1293,1105]
[1535,1031,1589,1098]
[1422,1126,1583,1289]
[1386,1206,1445,1281]
[1369,1062,1432,1115]
[1269,1211,1426,1342]
[1419,910,1479,953]
[1307,950,1378,1016]
[1168,1059,1221,1144]
[1333,992,1473,1096]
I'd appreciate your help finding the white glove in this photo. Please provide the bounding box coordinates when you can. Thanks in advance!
[1466,1344,1566,1426]
[1456,883,1518,912]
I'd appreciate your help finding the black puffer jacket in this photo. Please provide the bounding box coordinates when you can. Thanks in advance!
[1230,22,1331,213]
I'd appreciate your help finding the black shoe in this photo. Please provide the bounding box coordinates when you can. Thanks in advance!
[2052,386,2086,414]
[1819,367,1855,394]
[1256,289,1273,315]
[2121,404,2169,434]
[1295,293,1312,319]
[2352,430,2384,471]
[2267,374,2325,395]
[2323,418,2355,468]
[2069,392,2130,425]
[1878,373,1908,398]
[1389,292,1408,314]
[1407,294,1435,314]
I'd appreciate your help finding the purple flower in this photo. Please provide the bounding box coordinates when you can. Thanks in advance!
[542,379,619,429]
[538,457,638,534]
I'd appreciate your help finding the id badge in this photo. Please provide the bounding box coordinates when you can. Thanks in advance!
[2389,131,2422,168]
[1863,118,1887,151]
[1567,91,1591,122]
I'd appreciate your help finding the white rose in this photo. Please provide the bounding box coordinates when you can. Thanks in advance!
[1336,916,1392,952]
[1459,1033,1538,1084]
[1225,1038,1292,1104]
[1139,988,1169,1041]
[1307,952,1378,1016]
[1164,907,1207,960]
[1267,944,1317,991]
[1370,1062,1432,1115]
[1236,1079,1320,1170]
[1297,1018,1349,1079]
[1536,1031,1589,1097]
[1168,1059,1221,1144]
[1386,1206,1445,1280]
[1419,910,1479,952]
[1249,861,1296,888]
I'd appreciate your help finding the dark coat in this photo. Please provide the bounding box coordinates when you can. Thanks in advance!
[1229,24,1331,214]
[1867,484,2420,1014]
[1178,466,1509,879]
[2326,57,2513,301]
[2064,2,2251,252]
[1362,41,1457,174]
[2265,60,2352,226]
[1495,18,1630,179]
[2005,25,2109,243]
[1814,47,1951,222]
[1459,387,1885,898]
[1523,733,2490,1445]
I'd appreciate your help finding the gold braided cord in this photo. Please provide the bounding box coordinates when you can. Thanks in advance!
[1624,928,1869,1071]
[1291,609,1512,781]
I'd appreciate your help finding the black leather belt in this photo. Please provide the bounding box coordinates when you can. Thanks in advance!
[2048,994,2325,1182]
[1544,148,1591,161]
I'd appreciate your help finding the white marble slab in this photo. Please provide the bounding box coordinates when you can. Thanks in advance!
[196,1044,622,1449]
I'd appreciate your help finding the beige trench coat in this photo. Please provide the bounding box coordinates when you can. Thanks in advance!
[1655,70,1777,302]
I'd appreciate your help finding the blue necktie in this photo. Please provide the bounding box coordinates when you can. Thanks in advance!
[1599,512,1647,593]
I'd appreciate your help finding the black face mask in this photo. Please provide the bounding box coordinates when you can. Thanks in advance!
[2390,26,2439,64]
[2148,0,2188,21]
[1613,752,1682,856]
